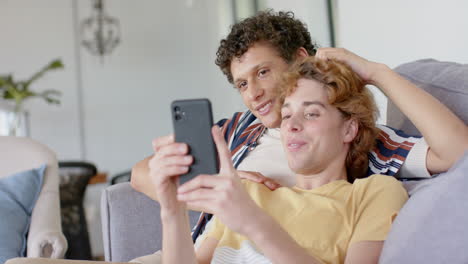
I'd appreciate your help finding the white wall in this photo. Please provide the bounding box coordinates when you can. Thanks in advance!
[336,0,468,123]
[262,0,332,47]
[0,0,82,159]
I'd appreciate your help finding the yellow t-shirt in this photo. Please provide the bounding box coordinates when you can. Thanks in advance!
[206,175,408,264]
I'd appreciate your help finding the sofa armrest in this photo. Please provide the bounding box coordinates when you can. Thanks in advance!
[101,183,162,262]
[27,146,67,259]
[101,182,202,262]
[27,192,67,259]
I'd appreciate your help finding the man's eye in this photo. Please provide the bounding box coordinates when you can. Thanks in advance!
[258,69,269,77]
[237,81,247,90]
[305,113,318,119]
[281,114,291,120]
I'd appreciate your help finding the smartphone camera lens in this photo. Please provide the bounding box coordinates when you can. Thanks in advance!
[174,106,182,121]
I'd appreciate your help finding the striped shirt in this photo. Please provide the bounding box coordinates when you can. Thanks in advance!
[191,110,422,241]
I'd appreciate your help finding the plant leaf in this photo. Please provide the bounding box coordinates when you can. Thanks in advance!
[0,75,13,88]
[49,60,64,69]
[1,61,63,108]
[40,89,62,105]
[24,59,64,87]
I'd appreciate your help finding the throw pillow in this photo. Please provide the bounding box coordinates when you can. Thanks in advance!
[388,59,468,135]
[0,165,46,264]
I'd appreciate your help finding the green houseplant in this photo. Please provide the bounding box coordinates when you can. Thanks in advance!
[0,59,64,136]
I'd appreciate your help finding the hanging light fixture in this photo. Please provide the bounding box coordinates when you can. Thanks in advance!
[81,0,121,60]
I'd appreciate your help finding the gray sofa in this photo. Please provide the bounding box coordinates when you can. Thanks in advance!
[100,183,200,262]
[100,59,468,263]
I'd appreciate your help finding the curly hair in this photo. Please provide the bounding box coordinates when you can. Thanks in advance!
[215,10,318,83]
[279,57,379,181]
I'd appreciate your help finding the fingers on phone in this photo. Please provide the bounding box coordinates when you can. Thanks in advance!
[154,166,188,183]
[163,155,193,166]
[178,174,222,193]
[149,154,191,184]
[177,188,217,202]
[152,134,175,151]
[211,126,234,170]
[155,143,188,158]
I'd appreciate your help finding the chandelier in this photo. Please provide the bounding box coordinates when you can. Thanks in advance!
[81,0,121,59]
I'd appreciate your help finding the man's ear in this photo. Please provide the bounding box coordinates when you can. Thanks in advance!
[343,118,358,143]
[296,47,309,58]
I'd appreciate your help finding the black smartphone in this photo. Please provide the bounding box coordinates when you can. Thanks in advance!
[171,98,219,185]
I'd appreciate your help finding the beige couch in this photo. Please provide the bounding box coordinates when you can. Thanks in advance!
[0,136,67,259]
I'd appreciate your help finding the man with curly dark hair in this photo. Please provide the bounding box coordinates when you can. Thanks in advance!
[215,10,317,84]
[129,9,467,263]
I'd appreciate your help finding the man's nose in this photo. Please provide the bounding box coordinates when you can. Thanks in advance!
[247,82,264,101]
[287,115,303,132]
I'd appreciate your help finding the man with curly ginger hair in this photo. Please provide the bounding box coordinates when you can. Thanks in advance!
[130,10,467,263]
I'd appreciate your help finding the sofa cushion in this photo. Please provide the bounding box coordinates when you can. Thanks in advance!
[0,165,45,263]
[388,59,468,135]
[380,152,468,263]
